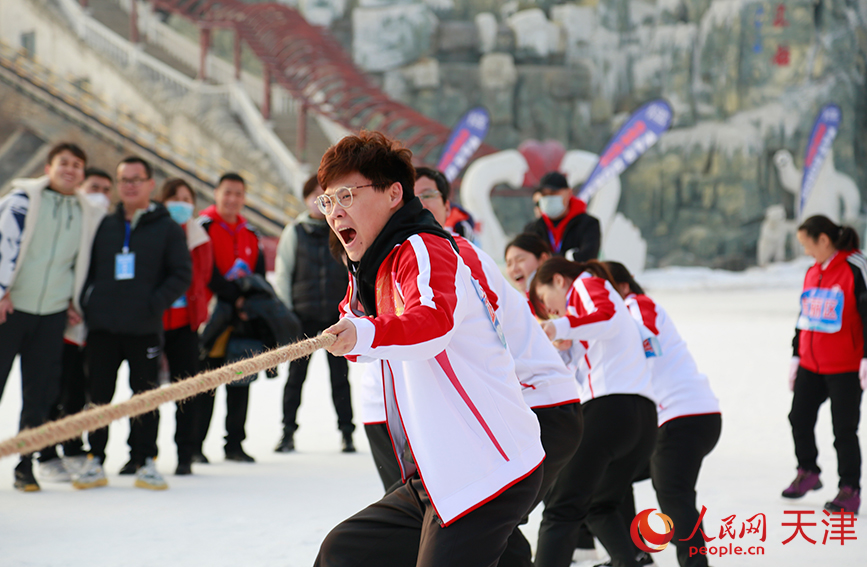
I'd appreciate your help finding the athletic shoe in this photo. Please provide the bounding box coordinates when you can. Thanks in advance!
[341,431,356,454]
[175,461,192,476]
[62,455,89,477]
[782,468,822,498]
[225,447,255,462]
[119,459,142,475]
[135,458,168,490]
[594,551,654,566]
[14,459,40,492]
[275,433,295,453]
[824,486,861,515]
[38,458,72,483]
[191,452,209,464]
[72,456,108,490]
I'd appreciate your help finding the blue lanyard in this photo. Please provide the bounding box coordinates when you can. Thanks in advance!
[123,221,131,253]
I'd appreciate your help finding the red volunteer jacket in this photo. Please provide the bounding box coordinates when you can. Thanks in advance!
[199,205,262,303]
[793,250,867,374]
[163,221,213,331]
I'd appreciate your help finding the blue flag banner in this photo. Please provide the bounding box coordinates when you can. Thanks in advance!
[800,104,841,214]
[437,107,490,183]
[578,100,673,202]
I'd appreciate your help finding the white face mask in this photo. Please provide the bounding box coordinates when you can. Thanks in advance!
[84,192,110,210]
[538,195,566,219]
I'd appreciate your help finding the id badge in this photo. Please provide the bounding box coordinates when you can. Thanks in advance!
[115,252,135,280]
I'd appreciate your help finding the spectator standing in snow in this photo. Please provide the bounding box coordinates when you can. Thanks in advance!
[524,172,600,262]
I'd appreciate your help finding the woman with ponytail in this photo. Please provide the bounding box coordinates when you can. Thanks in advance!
[530,258,656,567]
[605,261,721,567]
[783,215,865,515]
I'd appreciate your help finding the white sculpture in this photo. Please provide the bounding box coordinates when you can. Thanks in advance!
[773,149,860,224]
[460,149,647,274]
[757,204,792,266]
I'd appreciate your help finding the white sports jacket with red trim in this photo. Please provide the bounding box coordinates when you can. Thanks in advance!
[340,232,544,526]
[624,293,720,426]
[550,273,655,402]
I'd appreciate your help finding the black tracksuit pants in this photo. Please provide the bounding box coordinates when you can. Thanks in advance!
[164,326,202,463]
[535,394,657,567]
[315,466,543,567]
[0,310,66,461]
[85,331,161,464]
[40,341,89,461]
[789,366,862,489]
[364,403,584,567]
[651,413,721,567]
[197,357,250,451]
[283,317,353,434]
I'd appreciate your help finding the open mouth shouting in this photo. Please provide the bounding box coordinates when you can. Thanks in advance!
[337,227,357,246]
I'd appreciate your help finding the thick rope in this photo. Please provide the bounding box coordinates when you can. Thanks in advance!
[0,334,336,460]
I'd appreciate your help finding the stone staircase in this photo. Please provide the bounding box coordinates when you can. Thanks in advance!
[0,127,47,194]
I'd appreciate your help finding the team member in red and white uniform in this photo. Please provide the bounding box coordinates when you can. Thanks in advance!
[605,261,721,567]
[783,215,866,515]
[314,132,544,567]
[530,258,655,567]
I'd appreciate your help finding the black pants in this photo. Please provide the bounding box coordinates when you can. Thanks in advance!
[85,331,161,464]
[365,422,403,491]
[500,403,584,567]
[283,317,353,434]
[196,357,250,451]
[315,466,543,567]
[650,413,721,567]
[40,342,89,461]
[0,310,66,460]
[789,366,862,489]
[535,395,657,567]
[164,326,202,462]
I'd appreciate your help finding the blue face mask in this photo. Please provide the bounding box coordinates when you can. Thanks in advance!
[166,201,194,224]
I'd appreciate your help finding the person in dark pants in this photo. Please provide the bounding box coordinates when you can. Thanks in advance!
[316,132,545,567]
[197,172,266,463]
[274,175,352,453]
[75,156,191,491]
[157,179,213,475]
[784,215,866,515]
[0,143,104,492]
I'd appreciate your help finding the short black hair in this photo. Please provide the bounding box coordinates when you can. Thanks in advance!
[415,166,450,202]
[47,142,87,167]
[118,156,152,179]
[218,172,246,187]
[84,168,112,183]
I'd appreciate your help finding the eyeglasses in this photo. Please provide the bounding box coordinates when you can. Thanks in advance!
[417,190,442,201]
[118,177,149,186]
[315,184,377,215]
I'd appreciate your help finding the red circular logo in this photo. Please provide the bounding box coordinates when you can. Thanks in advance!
[630,508,675,553]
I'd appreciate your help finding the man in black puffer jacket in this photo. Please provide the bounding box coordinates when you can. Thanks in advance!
[77,157,191,490]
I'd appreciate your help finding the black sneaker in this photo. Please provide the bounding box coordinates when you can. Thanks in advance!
[275,434,295,453]
[595,551,654,567]
[175,461,192,476]
[14,459,40,492]
[341,431,356,454]
[190,452,210,464]
[225,447,255,462]
[119,460,142,475]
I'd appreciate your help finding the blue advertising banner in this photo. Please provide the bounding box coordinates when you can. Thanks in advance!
[578,99,673,202]
[800,104,841,215]
[437,107,490,183]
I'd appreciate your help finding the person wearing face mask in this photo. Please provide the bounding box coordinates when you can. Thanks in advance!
[80,168,113,211]
[0,142,105,492]
[524,172,600,262]
[157,179,213,475]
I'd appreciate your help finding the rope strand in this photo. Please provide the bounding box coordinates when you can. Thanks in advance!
[0,334,336,460]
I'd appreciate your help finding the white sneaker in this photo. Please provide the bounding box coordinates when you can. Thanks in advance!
[62,455,89,477]
[72,455,108,490]
[38,458,72,482]
[134,457,168,490]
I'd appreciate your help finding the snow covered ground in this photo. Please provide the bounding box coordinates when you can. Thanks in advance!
[1,262,865,566]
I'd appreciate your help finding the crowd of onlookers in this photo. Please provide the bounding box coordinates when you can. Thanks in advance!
[0,142,355,492]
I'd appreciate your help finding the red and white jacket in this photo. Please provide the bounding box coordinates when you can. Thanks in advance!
[624,293,720,426]
[550,273,654,403]
[341,233,544,526]
[793,250,867,375]
[360,236,580,423]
